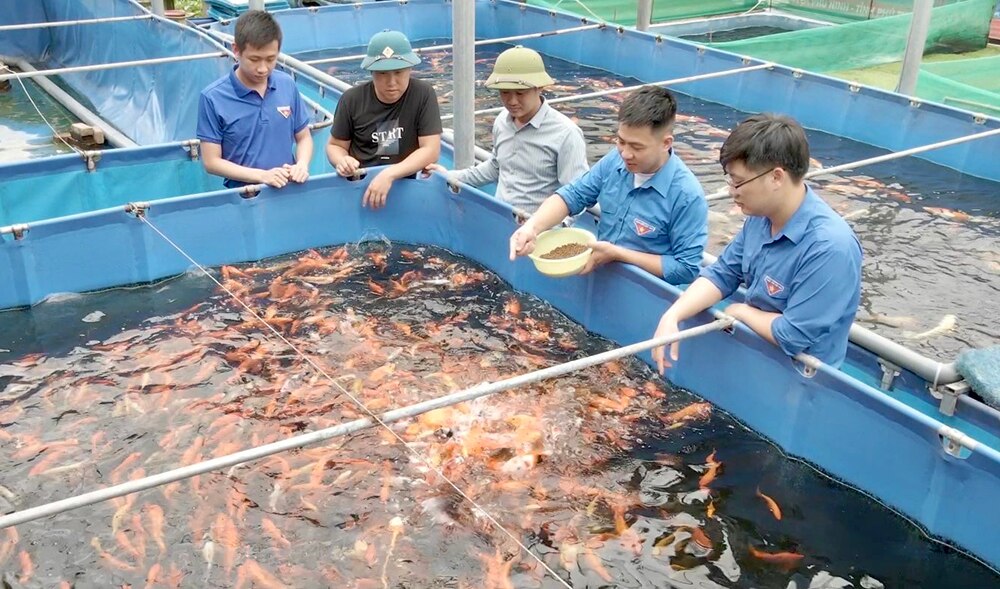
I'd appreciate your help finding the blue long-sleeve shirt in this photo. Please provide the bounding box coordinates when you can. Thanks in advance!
[700,186,863,366]
[556,149,707,284]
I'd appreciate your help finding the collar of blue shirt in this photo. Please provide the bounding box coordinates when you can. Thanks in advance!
[228,65,277,98]
[767,185,820,245]
[614,149,679,198]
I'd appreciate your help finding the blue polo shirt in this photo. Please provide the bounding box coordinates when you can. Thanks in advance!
[701,186,863,367]
[197,67,311,188]
[557,149,707,284]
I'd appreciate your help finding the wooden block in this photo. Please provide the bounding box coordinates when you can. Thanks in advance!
[91,127,105,145]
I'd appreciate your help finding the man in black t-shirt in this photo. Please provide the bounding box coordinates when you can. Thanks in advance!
[327,30,443,209]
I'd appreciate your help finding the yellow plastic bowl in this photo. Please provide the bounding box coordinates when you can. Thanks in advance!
[528,227,597,278]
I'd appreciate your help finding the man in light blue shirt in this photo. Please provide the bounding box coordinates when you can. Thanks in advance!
[197,11,312,189]
[509,86,708,284]
[653,114,862,368]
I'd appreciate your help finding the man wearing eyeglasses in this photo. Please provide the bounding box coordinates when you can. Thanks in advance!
[509,86,708,285]
[652,114,862,369]
[426,46,589,215]
[326,30,442,209]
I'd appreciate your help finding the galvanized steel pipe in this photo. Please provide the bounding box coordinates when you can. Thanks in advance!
[0,15,155,32]
[442,62,773,121]
[0,52,228,82]
[303,24,604,66]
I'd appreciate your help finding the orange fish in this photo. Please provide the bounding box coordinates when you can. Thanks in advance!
[699,451,722,489]
[749,546,804,570]
[756,487,783,520]
[18,550,33,583]
[213,513,240,574]
[504,297,521,316]
[144,563,162,589]
[261,517,292,550]
[690,527,712,550]
[660,402,712,428]
[144,504,167,555]
[368,279,386,296]
[582,548,613,582]
[923,206,970,222]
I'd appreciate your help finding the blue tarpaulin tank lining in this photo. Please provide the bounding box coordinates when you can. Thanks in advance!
[1,1,235,144]
[0,172,998,570]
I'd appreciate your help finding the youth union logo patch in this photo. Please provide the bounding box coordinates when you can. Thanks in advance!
[764,275,785,296]
[276,106,291,119]
[633,218,654,237]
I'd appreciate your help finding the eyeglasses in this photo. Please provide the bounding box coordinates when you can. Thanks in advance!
[725,168,774,189]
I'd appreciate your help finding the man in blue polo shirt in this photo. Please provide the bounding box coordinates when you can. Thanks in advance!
[197,10,313,188]
[652,114,863,369]
[508,86,707,284]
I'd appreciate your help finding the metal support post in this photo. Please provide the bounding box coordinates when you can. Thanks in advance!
[896,0,933,96]
[637,0,653,32]
[452,0,476,169]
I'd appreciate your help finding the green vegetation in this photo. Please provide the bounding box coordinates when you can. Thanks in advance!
[177,0,205,16]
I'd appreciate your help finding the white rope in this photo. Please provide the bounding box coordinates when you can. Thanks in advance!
[551,0,605,23]
[0,62,81,155]
[933,362,943,390]
[133,215,575,589]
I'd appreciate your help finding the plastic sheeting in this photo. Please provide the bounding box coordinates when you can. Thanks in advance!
[1,0,235,144]
[0,172,998,569]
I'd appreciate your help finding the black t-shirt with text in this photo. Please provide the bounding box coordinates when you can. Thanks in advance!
[331,78,442,167]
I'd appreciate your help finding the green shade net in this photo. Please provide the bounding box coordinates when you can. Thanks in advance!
[770,0,967,24]
[526,0,758,26]
[527,0,974,25]
[917,55,1000,116]
[709,0,995,72]
[708,0,994,72]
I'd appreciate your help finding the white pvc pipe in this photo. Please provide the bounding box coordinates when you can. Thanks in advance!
[249,0,266,10]
[150,0,166,17]
[303,24,604,66]
[0,318,732,529]
[442,62,773,121]
[0,52,228,82]
[0,15,155,32]
[705,126,1000,201]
